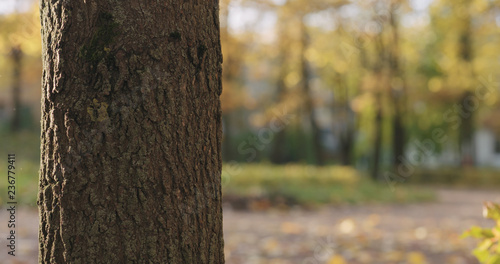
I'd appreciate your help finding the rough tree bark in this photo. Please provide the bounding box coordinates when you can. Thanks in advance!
[38,1,224,263]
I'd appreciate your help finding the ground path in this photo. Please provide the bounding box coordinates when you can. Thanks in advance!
[1,188,498,263]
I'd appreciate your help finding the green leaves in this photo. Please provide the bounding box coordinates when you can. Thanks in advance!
[463,202,500,264]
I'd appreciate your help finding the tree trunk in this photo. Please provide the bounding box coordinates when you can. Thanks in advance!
[458,7,475,166]
[459,90,475,166]
[222,113,231,161]
[270,34,289,164]
[270,76,288,164]
[38,1,224,263]
[388,6,406,170]
[334,74,355,166]
[300,22,325,166]
[392,114,405,167]
[10,46,22,132]
[371,92,383,181]
[370,31,386,181]
[340,131,353,166]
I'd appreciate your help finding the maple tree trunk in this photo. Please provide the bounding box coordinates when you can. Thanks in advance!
[38,1,224,263]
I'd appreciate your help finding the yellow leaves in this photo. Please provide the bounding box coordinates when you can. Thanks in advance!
[332,60,348,74]
[351,93,374,113]
[428,77,443,92]
[471,0,489,14]
[407,251,428,264]
[385,250,405,262]
[0,4,41,56]
[327,255,346,264]
[339,41,360,64]
[483,202,500,220]
[285,71,300,87]
[280,222,303,234]
[363,214,380,230]
[262,238,280,255]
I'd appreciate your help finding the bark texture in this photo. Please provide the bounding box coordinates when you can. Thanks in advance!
[38,1,224,263]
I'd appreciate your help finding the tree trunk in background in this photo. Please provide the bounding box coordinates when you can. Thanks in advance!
[300,22,325,166]
[371,91,383,181]
[370,31,386,181]
[388,6,406,170]
[10,46,22,132]
[220,0,234,162]
[340,129,354,166]
[222,112,233,161]
[334,74,354,166]
[392,114,405,167]
[38,1,224,263]
[458,8,475,166]
[270,68,288,164]
[459,90,475,166]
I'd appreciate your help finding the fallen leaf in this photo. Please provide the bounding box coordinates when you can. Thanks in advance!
[281,222,303,234]
[327,254,347,264]
[407,251,428,264]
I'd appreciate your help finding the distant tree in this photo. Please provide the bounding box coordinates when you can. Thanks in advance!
[386,2,409,172]
[38,1,224,263]
[300,21,327,165]
[0,6,42,131]
[10,46,21,131]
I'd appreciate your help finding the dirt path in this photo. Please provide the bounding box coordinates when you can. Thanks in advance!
[1,188,498,264]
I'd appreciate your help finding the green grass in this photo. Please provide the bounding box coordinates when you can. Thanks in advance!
[222,163,436,207]
[410,167,500,187]
[0,130,40,206]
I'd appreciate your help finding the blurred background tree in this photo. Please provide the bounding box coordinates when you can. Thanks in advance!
[2,0,500,191]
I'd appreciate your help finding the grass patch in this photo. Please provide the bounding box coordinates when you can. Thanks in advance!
[0,130,40,206]
[410,167,500,187]
[222,163,436,208]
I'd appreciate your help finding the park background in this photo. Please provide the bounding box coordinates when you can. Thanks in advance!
[2,0,500,263]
